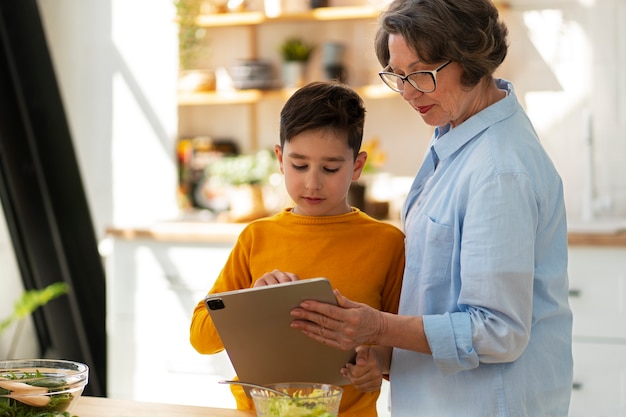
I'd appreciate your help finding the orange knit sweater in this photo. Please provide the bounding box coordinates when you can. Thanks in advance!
[190,208,405,417]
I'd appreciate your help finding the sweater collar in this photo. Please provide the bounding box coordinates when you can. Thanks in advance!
[279,207,363,225]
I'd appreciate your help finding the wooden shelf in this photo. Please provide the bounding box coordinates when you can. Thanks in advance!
[195,11,265,27]
[195,6,380,27]
[178,90,263,105]
[178,84,396,106]
[179,5,392,151]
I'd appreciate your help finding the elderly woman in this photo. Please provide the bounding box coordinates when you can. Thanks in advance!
[290,0,573,415]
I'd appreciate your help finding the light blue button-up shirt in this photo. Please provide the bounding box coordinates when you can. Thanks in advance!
[390,79,573,417]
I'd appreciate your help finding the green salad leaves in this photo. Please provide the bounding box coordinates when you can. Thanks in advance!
[0,370,78,417]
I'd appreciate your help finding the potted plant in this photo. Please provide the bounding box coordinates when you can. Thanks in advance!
[280,38,314,62]
[1,282,68,359]
[174,0,216,93]
[206,149,278,222]
[208,148,276,186]
[279,38,314,88]
[174,0,207,71]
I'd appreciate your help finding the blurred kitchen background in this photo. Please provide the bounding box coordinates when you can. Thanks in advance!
[1,0,625,416]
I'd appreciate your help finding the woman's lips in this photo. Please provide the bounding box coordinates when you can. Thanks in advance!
[417,104,435,114]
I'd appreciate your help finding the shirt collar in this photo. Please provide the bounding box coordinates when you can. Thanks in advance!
[431,79,517,165]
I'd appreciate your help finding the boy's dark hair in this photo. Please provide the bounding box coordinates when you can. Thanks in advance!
[279,81,366,161]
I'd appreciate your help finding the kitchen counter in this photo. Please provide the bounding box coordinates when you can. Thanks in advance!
[105,222,626,246]
[567,231,626,246]
[72,396,255,417]
[105,222,248,244]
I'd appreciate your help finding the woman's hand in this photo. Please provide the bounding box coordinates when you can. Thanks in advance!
[341,345,383,392]
[253,269,299,287]
[290,289,386,350]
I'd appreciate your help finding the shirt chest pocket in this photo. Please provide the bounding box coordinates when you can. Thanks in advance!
[406,215,454,285]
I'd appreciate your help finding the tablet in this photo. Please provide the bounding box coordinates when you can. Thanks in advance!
[204,278,355,392]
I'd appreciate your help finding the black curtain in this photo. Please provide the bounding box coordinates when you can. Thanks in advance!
[0,0,106,396]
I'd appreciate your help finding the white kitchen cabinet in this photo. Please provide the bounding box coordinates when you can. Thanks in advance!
[105,237,238,408]
[568,246,626,417]
[570,342,626,417]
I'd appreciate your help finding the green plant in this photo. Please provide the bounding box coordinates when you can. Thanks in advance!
[208,149,277,186]
[174,0,208,70]
[1,283,69,360]
[279,38,314,62]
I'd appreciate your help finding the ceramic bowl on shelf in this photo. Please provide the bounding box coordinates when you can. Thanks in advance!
[178,70,216,93]
[230,59,278,90]
[249,382,343,417]
[0,359,89,415]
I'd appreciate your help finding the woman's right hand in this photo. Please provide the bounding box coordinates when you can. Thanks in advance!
[253,269,299,287]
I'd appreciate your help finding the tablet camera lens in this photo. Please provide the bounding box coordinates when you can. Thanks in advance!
[207,299,225,310]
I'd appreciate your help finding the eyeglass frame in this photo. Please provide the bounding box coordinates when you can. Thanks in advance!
[378,60,452,93]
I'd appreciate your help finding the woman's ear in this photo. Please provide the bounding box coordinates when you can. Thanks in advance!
[274,144,285,174]
[352,151,368,181]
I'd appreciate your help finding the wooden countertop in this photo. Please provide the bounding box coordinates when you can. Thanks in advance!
[567,231,626,246]
[72,396,255,417]
[105,222,248,244]
[106,222,626,247]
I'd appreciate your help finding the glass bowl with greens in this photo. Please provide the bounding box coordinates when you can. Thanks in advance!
[0,359,88,417]
[250,382,343,417]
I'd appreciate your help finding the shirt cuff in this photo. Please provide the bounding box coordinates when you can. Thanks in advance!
[423,312,479,375]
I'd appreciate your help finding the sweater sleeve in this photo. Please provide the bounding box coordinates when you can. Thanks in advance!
[189,298,224,354]
[189,228,255,354]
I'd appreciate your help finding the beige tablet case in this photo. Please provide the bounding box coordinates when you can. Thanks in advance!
[204,278,355,391]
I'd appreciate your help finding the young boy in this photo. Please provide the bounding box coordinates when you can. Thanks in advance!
[189,81,405,417]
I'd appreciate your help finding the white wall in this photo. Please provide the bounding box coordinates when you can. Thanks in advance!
[1,0,179,358]
[36,0,180,236]
[501,0,626,220]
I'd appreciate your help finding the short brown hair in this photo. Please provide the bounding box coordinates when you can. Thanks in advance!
[279,81,366,160]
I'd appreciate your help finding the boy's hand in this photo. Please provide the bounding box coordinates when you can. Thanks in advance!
[341,345,383,392]
[253,269,299,287]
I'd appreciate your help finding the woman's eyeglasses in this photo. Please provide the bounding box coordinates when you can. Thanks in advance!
[378,60,452,93]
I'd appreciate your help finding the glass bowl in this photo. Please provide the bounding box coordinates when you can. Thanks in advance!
[250,382,343,417]
[0,359,88,415]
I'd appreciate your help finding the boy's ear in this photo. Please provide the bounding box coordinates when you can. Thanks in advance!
[274,144,285,174]
[352,151,368,180]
